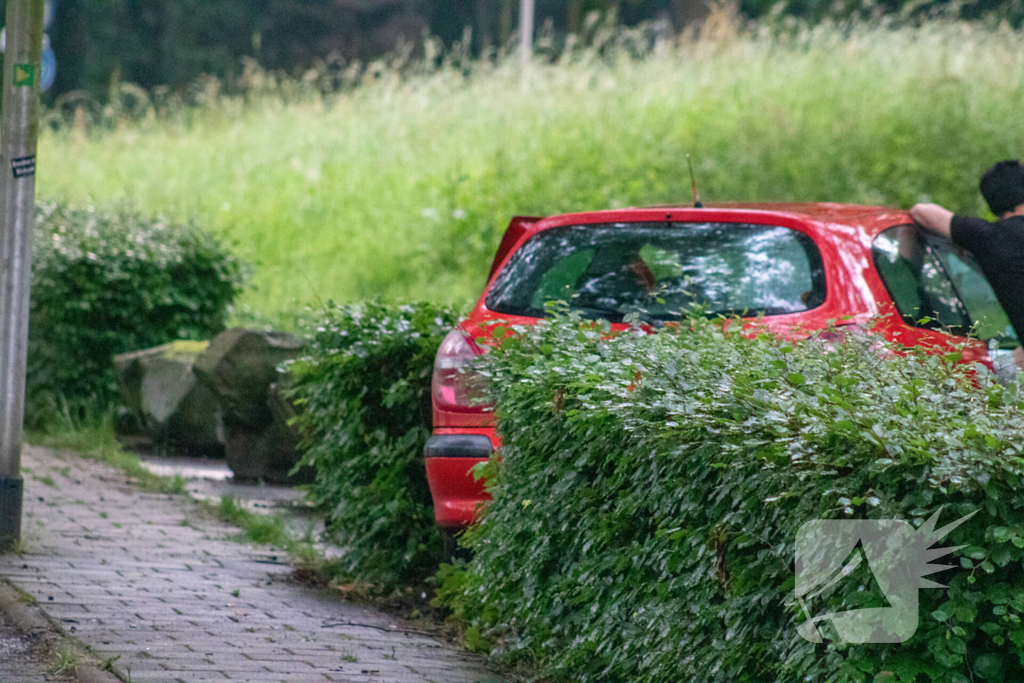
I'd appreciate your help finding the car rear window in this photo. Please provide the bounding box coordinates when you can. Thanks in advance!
[872,226,1019,346]
[486,222,827,322]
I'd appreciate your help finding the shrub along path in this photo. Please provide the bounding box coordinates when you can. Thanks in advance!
[0,445,500,683]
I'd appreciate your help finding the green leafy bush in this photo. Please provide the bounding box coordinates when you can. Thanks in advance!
[28,202,247,424]
[288,302,460,588]
[444,313,1024,682]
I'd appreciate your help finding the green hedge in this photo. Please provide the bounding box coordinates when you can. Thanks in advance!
[28,202,247,425]
[442,313,1024,682]
[288,302,460,588]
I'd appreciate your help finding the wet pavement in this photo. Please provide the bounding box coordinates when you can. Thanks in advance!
[0,446,501,683]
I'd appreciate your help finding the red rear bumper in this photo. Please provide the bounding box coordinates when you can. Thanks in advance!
[424,430,497,531]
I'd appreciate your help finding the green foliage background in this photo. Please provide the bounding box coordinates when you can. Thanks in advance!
[287,302,460,587]
[35,22,1024,316]
[440,313,1024,682]
[29,0,1024,101]
[29,202,247,425]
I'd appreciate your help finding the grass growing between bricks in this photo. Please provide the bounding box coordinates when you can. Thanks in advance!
[5,538,30,558]
[0,578,123,682]
[26,421,336,585]
[211,496,338,586]
[12,584,36,604]
[48,641,78,677]
[27,420,185,496]
[26,420,454,633]
[43,634,125,680]
[215,496,291,546]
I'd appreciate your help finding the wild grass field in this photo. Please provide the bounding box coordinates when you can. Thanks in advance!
[36,19,1024,319]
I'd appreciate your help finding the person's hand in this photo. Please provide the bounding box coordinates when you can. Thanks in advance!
[909,203,953,240]
[1014,345,1024,371]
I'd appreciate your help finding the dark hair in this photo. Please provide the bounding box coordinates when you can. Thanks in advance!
[980,160,1024,216]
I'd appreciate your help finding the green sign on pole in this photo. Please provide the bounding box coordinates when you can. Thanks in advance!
[13,64,33,87]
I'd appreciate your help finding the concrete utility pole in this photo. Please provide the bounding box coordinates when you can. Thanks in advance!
[519,0,534,72]
[0,0,43,553]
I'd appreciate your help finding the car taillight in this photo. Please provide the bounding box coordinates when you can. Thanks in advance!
[432,329,489,411]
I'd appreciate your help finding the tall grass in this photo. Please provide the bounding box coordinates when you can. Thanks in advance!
[37,20,1024,316]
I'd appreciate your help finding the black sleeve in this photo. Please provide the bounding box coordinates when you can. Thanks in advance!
[950,215,994,256]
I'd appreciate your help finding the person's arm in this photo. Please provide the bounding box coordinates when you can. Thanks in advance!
[909,203,953,240]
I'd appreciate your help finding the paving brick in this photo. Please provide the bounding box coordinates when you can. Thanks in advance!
[1,447,501,683]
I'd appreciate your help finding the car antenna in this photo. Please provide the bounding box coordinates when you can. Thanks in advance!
[686,154,703,208]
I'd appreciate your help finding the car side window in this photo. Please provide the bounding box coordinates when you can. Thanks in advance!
[933,244,1019,346]
[872,226,971,335]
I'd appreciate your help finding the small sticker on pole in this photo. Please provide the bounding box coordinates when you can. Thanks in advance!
[13,64,33,87]
[11,156,35,178]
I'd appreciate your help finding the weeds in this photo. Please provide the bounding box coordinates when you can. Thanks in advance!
[13,585,36,604]
[27,415,185,496]
[48,642,77,676]
[211,496,338,585]
[2,537,29,557]
[216,497,291,547]
[27,419,332,585]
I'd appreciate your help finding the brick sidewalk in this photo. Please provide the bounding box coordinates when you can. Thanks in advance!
[0,446,501,683]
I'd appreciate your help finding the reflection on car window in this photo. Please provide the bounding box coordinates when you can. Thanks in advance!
[487,222,827,322]
[530,249,593,310]
[933,240,1019,347]
[872,226,1018,345]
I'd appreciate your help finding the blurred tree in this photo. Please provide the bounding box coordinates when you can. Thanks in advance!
[475,0,494,51]
[46,0,262,97]
[5,0,1018,101]
[568,0,583,32]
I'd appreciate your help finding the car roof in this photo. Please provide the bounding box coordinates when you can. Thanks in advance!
[531,202,909,239]
[686,202,894,221]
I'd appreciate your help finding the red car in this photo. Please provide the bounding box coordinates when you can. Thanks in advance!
[425,203,1021,541]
